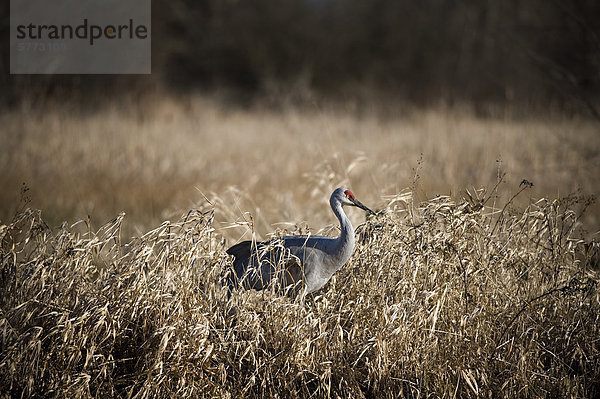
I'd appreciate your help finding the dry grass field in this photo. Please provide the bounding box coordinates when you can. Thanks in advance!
[1,95,598,238]
[1,95,599,397]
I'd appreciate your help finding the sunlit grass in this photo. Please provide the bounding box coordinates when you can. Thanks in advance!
[1,183,598,397]
[1,95,598,239]
[1,95,599,396]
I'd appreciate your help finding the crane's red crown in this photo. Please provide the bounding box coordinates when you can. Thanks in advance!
[344,190,355,201]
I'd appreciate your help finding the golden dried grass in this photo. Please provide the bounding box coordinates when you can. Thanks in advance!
[1,95,599,396]
[1,95,598,238]
[1,180,598,397]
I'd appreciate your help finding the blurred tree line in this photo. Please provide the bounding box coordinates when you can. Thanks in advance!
[1,0,599,116]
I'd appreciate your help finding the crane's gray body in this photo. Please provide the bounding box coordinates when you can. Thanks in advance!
[226,188,373,296]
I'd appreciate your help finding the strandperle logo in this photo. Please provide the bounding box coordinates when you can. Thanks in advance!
[10,0,151,74]
[15,18,149,46]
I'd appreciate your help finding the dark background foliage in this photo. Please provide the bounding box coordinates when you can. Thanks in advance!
[1,0,599,116]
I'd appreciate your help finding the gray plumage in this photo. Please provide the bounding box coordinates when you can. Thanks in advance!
[226,187,375,296]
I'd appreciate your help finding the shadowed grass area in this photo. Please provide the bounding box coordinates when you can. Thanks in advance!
[1,185,598,397]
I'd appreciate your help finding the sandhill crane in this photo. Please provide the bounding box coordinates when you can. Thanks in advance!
[226,187,375,297]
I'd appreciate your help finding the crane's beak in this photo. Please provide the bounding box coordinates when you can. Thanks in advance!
[352,198,376,215]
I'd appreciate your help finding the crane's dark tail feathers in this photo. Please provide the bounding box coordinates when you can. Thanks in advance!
[226,240,262,294]
[225,239,303,298]
[226,240,253,260]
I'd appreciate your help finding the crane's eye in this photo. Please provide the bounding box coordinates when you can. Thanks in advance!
[344,190,355,201]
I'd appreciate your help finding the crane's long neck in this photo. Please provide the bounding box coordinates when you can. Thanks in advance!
[331,201,355,269]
